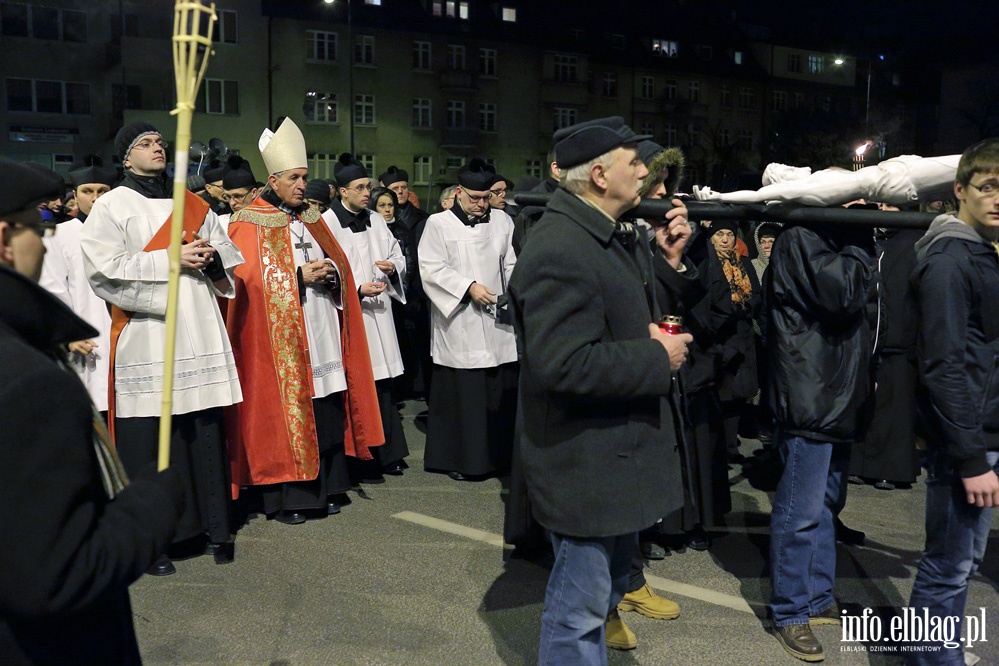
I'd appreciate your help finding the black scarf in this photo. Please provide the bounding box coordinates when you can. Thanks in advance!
[331,198,371,234]
[118,171,170,199]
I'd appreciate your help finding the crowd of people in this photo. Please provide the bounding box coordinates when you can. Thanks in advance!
[1,115,997,666]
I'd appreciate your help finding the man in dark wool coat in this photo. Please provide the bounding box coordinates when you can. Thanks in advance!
[0,156,185,665]
[508,117,692,664]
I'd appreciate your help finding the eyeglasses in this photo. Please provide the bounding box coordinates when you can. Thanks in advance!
[489,188,507,197]
[968,181,999,196]
[346,184,373,193]
[463,192,489,204]
[133,139,167,151]
[223,190,253,202]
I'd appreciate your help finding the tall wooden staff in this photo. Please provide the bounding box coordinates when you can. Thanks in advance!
[159,1,217,470]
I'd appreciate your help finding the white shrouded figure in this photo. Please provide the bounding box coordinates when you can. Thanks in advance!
[693,154,961,206]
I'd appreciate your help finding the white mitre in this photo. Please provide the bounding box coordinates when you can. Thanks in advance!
[259,118,307,175]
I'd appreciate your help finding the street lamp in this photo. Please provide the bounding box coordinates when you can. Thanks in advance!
[834,55,874,138]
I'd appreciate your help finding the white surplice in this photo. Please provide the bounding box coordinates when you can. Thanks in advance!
[288,217,347,397]
[418,207,517,369]
[39,218,112,411]
[80,187,244,418]
[323,208,406,381]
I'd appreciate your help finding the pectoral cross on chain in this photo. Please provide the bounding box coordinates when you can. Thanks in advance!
[295,239,314,262]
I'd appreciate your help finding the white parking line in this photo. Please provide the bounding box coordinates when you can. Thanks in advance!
[392,511,761,616]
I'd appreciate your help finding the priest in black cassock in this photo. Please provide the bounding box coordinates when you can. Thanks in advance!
[418,159,518,480]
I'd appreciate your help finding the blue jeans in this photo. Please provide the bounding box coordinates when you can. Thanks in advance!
[906,450,998,665]
[538,532,637,666]
[769,435,850,626]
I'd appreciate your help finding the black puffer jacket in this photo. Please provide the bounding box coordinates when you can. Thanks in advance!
[913,215,999,477]
[764,225,876,443]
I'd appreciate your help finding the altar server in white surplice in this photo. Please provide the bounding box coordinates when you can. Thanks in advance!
[80,121,244,574]
[323,153,410,480]
[39,163,117,412]
[418,158,518,482]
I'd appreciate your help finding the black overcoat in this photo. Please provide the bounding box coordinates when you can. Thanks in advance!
[0,266,184,665]
[508,188,682,538]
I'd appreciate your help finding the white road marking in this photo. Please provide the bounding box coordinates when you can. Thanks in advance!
[392,511,761,616]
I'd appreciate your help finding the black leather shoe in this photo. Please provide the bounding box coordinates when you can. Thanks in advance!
[147,555,176,577]
[209,542,235,564]
[686,526,710,551]
[447,471,466,481]
[384,462,405,476]
[327,501,341,515]
[874,479,896,490]
[274,511,306,525]
[774,624,824,661]
[640,541,667,560]
[834,517,865,545]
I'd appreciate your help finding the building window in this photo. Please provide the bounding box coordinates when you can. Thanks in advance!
[201,79,238,115]
[718,128,731,145]
[308,30,337,62]
[664,79,677,101]
[569,28,583,41]
[356,153,375,176]
[771,90,787,112]
[688,80,700,103]
[652,39,678,57]
[787,53,801,73]
[602,72,617,98]
[664,123,677,146]
[526,159,542,179]
[553,107,577,131]
[355,35,375,65]
[444,157,463,171]
[309,153,336,180]
[612,33,625,49]
[459,2,469,19]
[1,4,88,42]
[365,0,382,4]
[216,9,237,44]
[446,44,465,70]
[502,7,516,22]
[479,48,497,76]
[354,94,375,125]
[719,84,731,107]
[640,76,655,99]
[640,121,654,136]
[413,41,432,70]
[807,54,824,74]
[733,50,744,65]
[479,103,496,132]
[304,91,337,124]
[793,92,805,109]
[432,1,443,16]
[5,78,91,115]
[687,124,699,148]
[738,86,755,110]
[738,131,753,151]
[446,100,465,129]
[820,95,832,113]
[553,54,578,83]
[698,45,713,60]
[412,98,432,128]
[413,156,432,184]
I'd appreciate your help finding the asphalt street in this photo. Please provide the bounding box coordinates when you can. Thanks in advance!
[130,400,999,666]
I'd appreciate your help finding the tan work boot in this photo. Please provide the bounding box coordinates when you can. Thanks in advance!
[605,609,637,650]
[617,583,681,620]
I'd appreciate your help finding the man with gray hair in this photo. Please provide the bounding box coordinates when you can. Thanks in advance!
[509,117,691,662]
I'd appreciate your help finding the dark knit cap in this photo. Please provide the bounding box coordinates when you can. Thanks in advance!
[114,121,160,162]
[378,165,409,187]
[203,165,227,183]
[0,156,65,217]
[187,174,206,192]
[708,220,740,238]
[334,153,368,187]
[457,158,495,191]
[637,140,664,167]
[222,168,256,190]
[553,116,651,169]
[304,179,332,205]
[69,165,117,188]
[487,173,515,191]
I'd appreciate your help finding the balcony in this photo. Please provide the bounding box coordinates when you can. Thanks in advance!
[540,79,588,106]
[440,128,481,149]
[439,70,478,92]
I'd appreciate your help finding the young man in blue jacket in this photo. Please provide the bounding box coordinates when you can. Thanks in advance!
[907,138,999,666]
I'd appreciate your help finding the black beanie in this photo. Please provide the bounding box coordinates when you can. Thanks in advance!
[334,153,367,187]
[222,168,256,190]
[304,179,331,205]
[457,158,495,191]
[378,165,409,187]
[114,122,159,162]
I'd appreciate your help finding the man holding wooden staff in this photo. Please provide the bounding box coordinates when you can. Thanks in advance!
[81,120,244,574]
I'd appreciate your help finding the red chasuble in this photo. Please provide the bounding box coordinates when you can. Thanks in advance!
[225,198,384,497]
